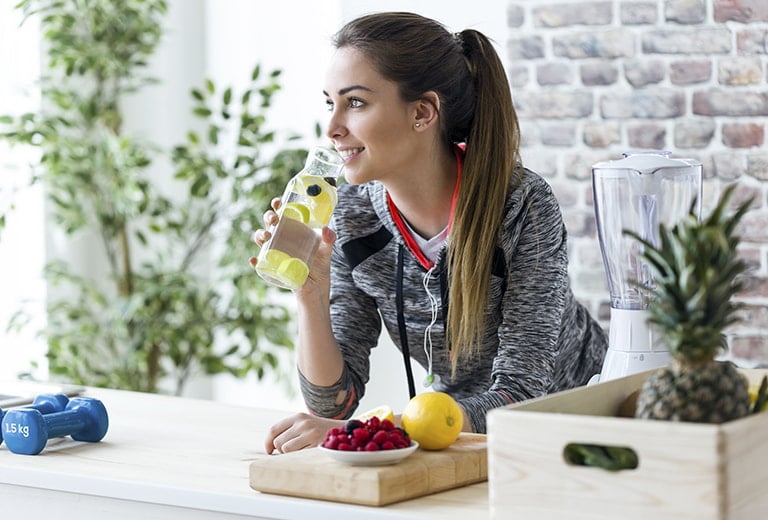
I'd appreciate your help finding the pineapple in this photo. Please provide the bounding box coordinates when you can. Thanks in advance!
[629,184,753,423]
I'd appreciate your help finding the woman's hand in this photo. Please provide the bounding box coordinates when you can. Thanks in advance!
[296,225,336,297]
[248,197,337,297]
[248,197,281,268]
[264,412,344,454]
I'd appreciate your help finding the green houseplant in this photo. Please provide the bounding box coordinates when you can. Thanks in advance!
[0,0,308,395]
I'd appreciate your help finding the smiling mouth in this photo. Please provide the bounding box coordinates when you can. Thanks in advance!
[338,147,364,161]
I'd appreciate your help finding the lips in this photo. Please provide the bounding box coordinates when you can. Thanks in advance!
[337,147,364,161]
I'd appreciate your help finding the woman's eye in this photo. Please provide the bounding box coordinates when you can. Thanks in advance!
[326,97,364,111]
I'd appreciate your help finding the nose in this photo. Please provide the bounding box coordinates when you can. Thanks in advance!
[325,108,346,141]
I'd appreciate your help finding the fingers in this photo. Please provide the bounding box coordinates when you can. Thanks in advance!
[275,435,315,454]
[272,414,320,453]
[264,414,342,454]
[251,228,271,248]
[265,208,279,226]
[264,416,293,454]
[320,225,337,246]
[248,206,280,267]
[252,200,282,249]
[248,229,271,269]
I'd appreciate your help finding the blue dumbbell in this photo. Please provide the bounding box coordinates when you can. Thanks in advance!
[26,393,71,414]
[0,393,70,448]
[1,397,108,455]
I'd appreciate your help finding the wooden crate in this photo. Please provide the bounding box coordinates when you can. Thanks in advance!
[487,368,768,520]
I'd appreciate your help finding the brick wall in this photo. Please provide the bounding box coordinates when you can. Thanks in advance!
[507,0,768,365]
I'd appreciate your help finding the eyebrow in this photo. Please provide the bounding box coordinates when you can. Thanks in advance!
[323,85,374,97]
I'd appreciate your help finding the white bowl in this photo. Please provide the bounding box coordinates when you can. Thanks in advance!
[318,441,419,466]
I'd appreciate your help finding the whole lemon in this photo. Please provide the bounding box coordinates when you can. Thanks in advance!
[401,391,463,450]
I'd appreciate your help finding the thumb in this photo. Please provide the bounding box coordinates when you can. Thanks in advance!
[314,226,337,265]
[320,226,337,247]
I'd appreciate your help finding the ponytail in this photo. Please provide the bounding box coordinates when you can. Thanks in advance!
[446,30,522,373]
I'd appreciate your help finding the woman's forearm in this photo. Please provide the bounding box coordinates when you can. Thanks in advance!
[295,290,344,386]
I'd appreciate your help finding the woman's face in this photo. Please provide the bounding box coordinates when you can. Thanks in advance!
[323,46,420,185]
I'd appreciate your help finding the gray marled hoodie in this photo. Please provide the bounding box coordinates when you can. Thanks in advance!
[299,167,607,433]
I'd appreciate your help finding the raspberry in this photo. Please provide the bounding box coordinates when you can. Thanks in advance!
[389,430,405,443]
[365,416,381,429]
[364,441,379,451]
[372,430,389,445]
[381,441,395,450]
[380,419,395,430]
[337,442,353,451]
[352,427,371,442]
[323,435,342,450]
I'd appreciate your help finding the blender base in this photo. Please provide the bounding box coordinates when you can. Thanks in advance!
[588,308,672,384]
[592,347,671,384]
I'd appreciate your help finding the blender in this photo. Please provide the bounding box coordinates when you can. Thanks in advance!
[591,152,702,383]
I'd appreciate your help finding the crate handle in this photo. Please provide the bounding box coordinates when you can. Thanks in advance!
[563,443,639,471]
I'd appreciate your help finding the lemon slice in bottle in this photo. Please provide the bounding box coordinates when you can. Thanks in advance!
[308,196,335,227]
[281,202,310,223]
[297,177,338,227]
[277,257,310,289]
[258,249,291,275]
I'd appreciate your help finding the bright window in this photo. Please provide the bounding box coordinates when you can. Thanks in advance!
[0,2,47,380]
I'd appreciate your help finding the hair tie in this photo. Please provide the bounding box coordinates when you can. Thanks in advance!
[453,31,474,78]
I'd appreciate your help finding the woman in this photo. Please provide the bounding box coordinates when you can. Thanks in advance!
[251,12,607,453]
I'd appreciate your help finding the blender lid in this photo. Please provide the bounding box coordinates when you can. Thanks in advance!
[592,152,701,174]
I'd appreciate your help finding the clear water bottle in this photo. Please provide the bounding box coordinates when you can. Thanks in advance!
[255,146,344,290]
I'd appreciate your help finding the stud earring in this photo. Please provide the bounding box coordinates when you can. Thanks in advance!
[415,123,421,128]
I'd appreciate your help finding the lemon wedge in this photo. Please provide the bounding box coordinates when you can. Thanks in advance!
[296,177,337,227]
[355,404,395,424]
[281,202,310,224]
[258,249,291,275]
[277,257,309,289]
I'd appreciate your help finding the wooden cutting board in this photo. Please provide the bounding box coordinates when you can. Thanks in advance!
[249,433,487,506]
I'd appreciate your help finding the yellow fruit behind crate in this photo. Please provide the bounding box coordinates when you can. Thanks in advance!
[749,384,768,412]
[401,392,463,450]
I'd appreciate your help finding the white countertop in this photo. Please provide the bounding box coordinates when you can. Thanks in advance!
[0,387,488,519]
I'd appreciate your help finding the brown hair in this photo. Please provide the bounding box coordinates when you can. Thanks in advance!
[333,12,522,373]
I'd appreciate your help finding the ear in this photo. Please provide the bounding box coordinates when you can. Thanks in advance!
[412,91,440,130]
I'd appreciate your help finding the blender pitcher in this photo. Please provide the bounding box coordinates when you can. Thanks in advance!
[591,152,702,382]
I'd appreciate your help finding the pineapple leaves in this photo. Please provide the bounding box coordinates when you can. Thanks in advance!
[624,184,753,359]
